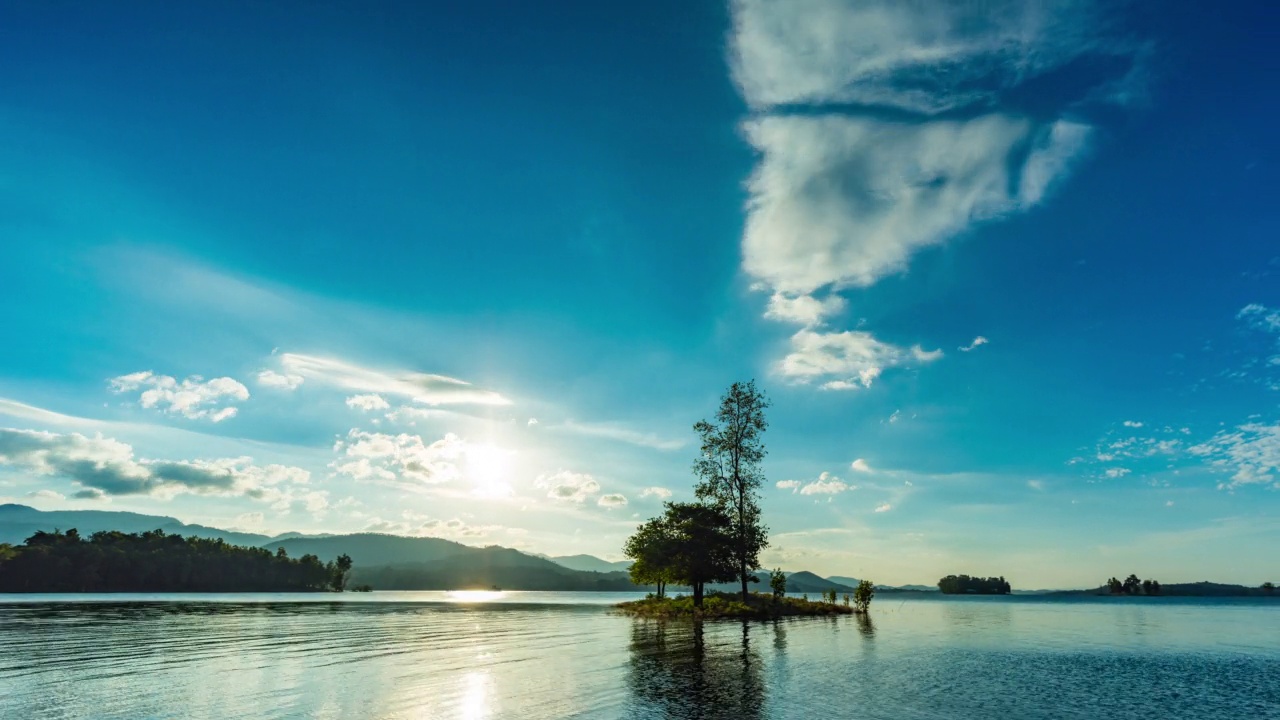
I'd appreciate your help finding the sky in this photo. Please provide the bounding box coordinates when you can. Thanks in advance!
[1,1,1278,588]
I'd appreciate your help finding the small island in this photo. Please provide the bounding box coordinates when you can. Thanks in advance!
[616,382,875,620]
[0,528,353,593]
[937,574,1012,594]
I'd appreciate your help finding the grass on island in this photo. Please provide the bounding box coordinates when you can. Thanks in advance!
[617,591,861,619]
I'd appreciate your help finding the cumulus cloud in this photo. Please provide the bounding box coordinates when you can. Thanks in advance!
[959,337,990,352]
[108,371,249,422]
[597,493,628,508]
[25,489,65,501]
[257,370,304,390]
[729,0,1141,113]
[535,470,602,503]
[799,471,853,495]
[1103,467,1131,479]
[0,427,311,501]
[1123,420,1144,428]
[742,114,1088,296]
[331,430,466,486]
[778,328,942,389]
[850,458,872,473]
[639,486,673,499]
[1027,479,1045,491]
[873,503,892,513]
[1239,304,1280,334]
[275,353,510,406]
[1190,422,1280,490]
[763,292,847,326]
[346,394,390,412]
[730,0,1146,385]
[776,479,801,491]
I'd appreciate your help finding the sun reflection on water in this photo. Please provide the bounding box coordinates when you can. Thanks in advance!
[446,590,506,603]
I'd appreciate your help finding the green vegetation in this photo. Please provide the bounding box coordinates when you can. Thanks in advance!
[768,568,786,600]
[1264,582,1275,593]
[937,574,1011,594]
[1106,574,1161,595]
[618,590,856,619]
[0,529,352,592]
[854,579,875,611]
[692,381,771,603]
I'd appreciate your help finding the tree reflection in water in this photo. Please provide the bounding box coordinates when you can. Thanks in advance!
[856,612,876,640]
[626,619,766,719]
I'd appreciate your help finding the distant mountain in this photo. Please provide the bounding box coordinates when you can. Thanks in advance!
[784,571,854,594]
[546,554,633,574]
[0,504,277,547]
[351,551,638,591]
[263,533,479,566]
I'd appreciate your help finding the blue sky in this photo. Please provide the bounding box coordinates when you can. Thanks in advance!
[1,1,1277,588]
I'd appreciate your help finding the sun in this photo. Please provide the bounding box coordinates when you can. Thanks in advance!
[464,444,514,498]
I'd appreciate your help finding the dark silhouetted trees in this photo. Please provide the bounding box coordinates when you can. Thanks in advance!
[1106,574,1161,595]
[937,575,1011,594]
[693,381,770,602]
[0,528,352,592]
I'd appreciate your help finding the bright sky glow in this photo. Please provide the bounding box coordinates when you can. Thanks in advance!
[0,1,1277,588]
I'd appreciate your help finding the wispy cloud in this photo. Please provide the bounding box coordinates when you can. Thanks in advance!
[551,419,685,451]
[1190,422,1280,490]
[535,470,602,503]
[275,353,510,406]
[639,486,672,500]
[798,471,855,495]
[959,337,990,352]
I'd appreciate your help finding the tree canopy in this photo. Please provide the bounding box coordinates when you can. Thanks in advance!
[0,528,352,592]
[937,574,1011,595]
[693,380,770,602]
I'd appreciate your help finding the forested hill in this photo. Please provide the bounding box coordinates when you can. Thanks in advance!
[0,504,283,547]
[0,528,351,592]
[1049,582,1277,598]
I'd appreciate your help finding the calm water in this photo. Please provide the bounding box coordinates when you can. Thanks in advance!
[1,593,1277,719]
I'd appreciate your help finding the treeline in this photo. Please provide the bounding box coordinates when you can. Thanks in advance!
[937,575,1011,595]
[0,529,352,592]
[1106,574,1161,596]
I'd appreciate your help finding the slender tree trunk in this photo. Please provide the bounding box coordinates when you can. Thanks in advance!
[694,582,704,607]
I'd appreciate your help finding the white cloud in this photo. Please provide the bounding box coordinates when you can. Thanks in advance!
[850,458,872,473]
[25,489,65,501]
[1189,422,1280,490]
[741,114,1089,296]
[778,328,942,389]
[257,370,304,390]
[331,429,466,486]
[1123,420,1144,428]
[275,353,510,406]
[527,418,539,426]
[1104,468,1131,479]
[639,486,673,499]
[776,479,801,491]
[535,470,602,504]
[346,394,390,412]
[799,471,853,495]
[597,493,628,508]
[729,0,1139,113]
[763,292,847,326]
[1027,479,1045,491]
[0,427,310,500]
[553,420,685,451]
[1239,304,1280,334]
[874,503,892,513]
[959,336,990,352]
[108,371,249,422]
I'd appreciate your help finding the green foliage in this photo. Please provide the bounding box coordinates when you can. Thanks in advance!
[0,528,351,592]
[768,568,786,600]
[693,381,771,601]
[842,593,850,607]
[1264,581,1275,593]
[937,574,1011,594]
[617,590,855,619]
[624,515,680,598]
[854,579,875,612]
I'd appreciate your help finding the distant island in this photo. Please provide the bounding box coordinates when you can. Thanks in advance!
[0,528,351,593]
[938,575,1012,595]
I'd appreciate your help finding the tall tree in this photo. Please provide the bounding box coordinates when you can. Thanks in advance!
[693,380,771,602]
[624,516,677,598]
[662,502,736,607]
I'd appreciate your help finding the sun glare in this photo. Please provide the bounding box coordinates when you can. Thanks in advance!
[465,444,515,498]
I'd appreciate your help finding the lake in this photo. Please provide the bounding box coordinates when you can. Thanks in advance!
[1,592,1276,719]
